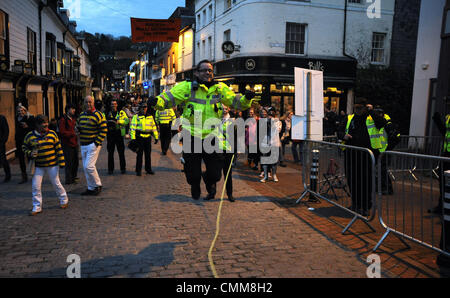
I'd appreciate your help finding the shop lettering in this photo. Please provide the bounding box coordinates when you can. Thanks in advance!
[308,61,325,72]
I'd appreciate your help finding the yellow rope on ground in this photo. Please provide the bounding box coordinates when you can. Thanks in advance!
[208,154,235,278]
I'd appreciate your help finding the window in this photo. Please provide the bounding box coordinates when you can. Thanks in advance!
[27,28,36,73]
[223,30,231,59]
[45,33,56,75]
[285,23,306,55]
[208,5,213,23]
[348,0,361,3]
[371,32,386,64]
[197,14,201,29]
[225,0,232,10]
[208,36,212,60]
[197,41,200,59]
[203,10,207,25]
[202,39,206,60]
[64,50,72,79]
[56,43,65,76]
[0,10,8,58]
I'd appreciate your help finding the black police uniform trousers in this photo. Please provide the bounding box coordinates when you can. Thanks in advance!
[182,135,224,197]
[344,149,376,214]
[159,123,172,154]
[62,143,79,184]
[107,132,126,173]
[15,138,27,177]
[136,135,152,174]
[222,152,234,197]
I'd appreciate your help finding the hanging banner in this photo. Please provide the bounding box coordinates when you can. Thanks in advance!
[131,18,181,43]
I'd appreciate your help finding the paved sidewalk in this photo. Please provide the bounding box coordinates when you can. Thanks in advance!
[235,153,450,278]
[0,143,371,278]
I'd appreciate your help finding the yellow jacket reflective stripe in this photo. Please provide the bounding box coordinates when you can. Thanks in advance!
[130,115,159,140]
[154,81,255,142]
[155,108,176,124]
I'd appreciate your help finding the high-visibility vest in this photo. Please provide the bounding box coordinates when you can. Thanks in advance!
[345,114,383,150]
[154,81,254,150]
[445,115,450,152]
[108,110,129,137]
[130,114,159,140]
[155,108,176,125]
[379,114,391,152]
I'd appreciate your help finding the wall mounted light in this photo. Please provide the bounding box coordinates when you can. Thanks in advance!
[13,60,25,73]
[0,55,9,71]
[24,63,33,75]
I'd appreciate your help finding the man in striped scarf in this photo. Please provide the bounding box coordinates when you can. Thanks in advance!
[23,115,67,215]
[77,96,107,196]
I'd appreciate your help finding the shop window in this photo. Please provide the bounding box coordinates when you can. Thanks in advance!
[0,10,8,58]
[270,84,294,93]
[229,84,239,92]
[286,23,306,55]
[371,32,386,64]
[27,28,36,73]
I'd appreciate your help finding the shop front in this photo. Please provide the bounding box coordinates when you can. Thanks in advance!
[213,55,356,116]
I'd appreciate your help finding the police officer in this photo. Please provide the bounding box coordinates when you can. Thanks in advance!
[130,102,158,176]
[106,99,128,174]
[149,59,258,200]
[155,108,176,155]
[339,98,386,215]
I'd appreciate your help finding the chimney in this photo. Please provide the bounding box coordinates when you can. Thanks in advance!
[185,0,195,12]
[59,8,69,25]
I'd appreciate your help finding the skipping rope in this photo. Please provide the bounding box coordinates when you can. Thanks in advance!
[208,154,235,278]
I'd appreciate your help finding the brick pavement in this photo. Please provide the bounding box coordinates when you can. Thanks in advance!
[234,152,450,278]
[0,142,374,278]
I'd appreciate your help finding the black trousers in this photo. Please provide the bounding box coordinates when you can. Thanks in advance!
[222,153,234,197]
[182,136,224,196]
[62,143,79,183]
[159,123,172,154]
[15,139,27,176]
[136,136,152,173]
[107,133,126,173]
[345,149,375,213]
[0,143,11,179]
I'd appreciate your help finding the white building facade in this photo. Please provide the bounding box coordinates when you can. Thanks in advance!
[0,0,92,155]
[409,0,446,137]
[194,0,395,115]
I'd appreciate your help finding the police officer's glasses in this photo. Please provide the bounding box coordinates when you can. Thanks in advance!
[199,69,213,73]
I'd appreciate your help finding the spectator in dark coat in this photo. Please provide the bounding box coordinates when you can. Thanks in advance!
[0,114,11,182]
[15,105,35,184]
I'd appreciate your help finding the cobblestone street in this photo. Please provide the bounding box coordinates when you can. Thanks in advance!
[0,144,370,278]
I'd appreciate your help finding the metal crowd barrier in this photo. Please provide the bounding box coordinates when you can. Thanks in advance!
[390,136,443,181]
[296,140,377,234]
[374,151,450,258]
